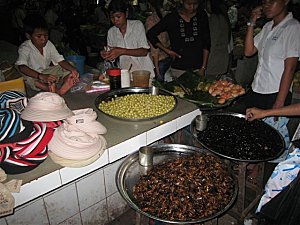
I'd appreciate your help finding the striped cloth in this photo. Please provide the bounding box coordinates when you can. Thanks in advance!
[0,108,33,144]
[0,122,54,174]
[0,90,27,113]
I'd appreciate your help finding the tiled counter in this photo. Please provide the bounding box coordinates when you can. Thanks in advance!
[1,92,199,225]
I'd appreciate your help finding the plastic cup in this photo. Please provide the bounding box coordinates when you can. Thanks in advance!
[132,70,150,87]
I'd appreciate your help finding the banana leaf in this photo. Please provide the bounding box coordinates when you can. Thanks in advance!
[152,72,233,110]
[175,70,206,89]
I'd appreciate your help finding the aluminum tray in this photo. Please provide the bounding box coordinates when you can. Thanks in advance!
[116,144,238,224]
[94,87,177,121]
[190,112,285,162]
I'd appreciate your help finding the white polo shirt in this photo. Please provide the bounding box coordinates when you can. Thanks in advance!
[15,40,64,72]
[107,20,155,78]
[252,13,300,94]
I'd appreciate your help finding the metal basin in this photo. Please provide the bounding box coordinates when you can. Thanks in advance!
[95,87,177,121]
[190,112,285,162]
[116,144,238,224]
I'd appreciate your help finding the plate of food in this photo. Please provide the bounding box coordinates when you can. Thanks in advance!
[154,71,246,110]
[116,144,238,224]
[95,87,177,121]
[191,112,285,162]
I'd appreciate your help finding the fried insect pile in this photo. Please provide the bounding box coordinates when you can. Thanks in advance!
[133,154,234,221]
[197,115,284,161]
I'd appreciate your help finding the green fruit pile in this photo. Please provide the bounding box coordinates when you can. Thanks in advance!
[98,94,176,119]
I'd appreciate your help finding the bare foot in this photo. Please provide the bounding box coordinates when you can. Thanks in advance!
[99,74,105,81]
[58,75,77,95]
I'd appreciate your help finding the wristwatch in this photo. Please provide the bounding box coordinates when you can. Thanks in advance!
[247,21,256,27]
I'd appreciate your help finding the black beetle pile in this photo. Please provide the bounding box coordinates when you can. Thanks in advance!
[197,115,284,161]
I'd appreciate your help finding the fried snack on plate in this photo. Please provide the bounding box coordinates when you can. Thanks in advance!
[208,80,245,104]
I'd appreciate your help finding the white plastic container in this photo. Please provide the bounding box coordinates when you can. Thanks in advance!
[121,69,131,88]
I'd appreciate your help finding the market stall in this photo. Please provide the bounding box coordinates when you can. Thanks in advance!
[0,90,199,225]
[113,108,286,224]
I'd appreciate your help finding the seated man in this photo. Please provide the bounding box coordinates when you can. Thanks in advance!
[15,13,79,95]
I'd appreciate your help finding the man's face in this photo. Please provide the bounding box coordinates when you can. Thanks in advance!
[110,11,127,28]
[29,28,49,48]
[182,0,199,14]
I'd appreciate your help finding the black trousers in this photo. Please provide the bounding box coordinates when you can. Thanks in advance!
[244,89,292,110]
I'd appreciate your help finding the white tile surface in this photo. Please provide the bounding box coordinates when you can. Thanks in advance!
[103,158,125,197]
[81,199,108,225]
[104,158,125,196]
[5,199,48,225]
[12,170,61,207]
[176,109,200,130]
[76,169,106,211]
[108,133,146,163]
[58,213,82,225]
[44,184,79,225]
[107,191,129,222]
[0,218,7,225]
[146,120,177,144]
[59,150,109,184]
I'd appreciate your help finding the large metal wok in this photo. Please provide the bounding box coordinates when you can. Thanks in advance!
[190,112,285,162]
[116,144,238,224]
[94,87,177,121]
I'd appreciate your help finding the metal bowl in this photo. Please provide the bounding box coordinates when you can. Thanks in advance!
[190,112,285,162]
[116,144,238,224]
[94,87,177,121]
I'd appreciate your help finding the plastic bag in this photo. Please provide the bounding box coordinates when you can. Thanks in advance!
[259,170,300,225]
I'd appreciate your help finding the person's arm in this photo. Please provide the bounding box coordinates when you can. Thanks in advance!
[145,16,161,78]
[246,103,300,121]
[58,60,80,79]
[102,47,149,62]
[18,64,41,80]
[103,21,150,61]
[18,64,58,83]
[16,43,58,83]
[147,13,181,59]
[198,49,209,75]
[244,6,262,56]
[199,10,210,75]
[273,57,299,109]
[155,42,181,59]
[58,60,77,72]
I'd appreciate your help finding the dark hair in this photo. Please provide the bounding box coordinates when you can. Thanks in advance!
[23,14,48,35]
[108,0,128,14]
[207,0,227,15]
[148,0,163,19]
